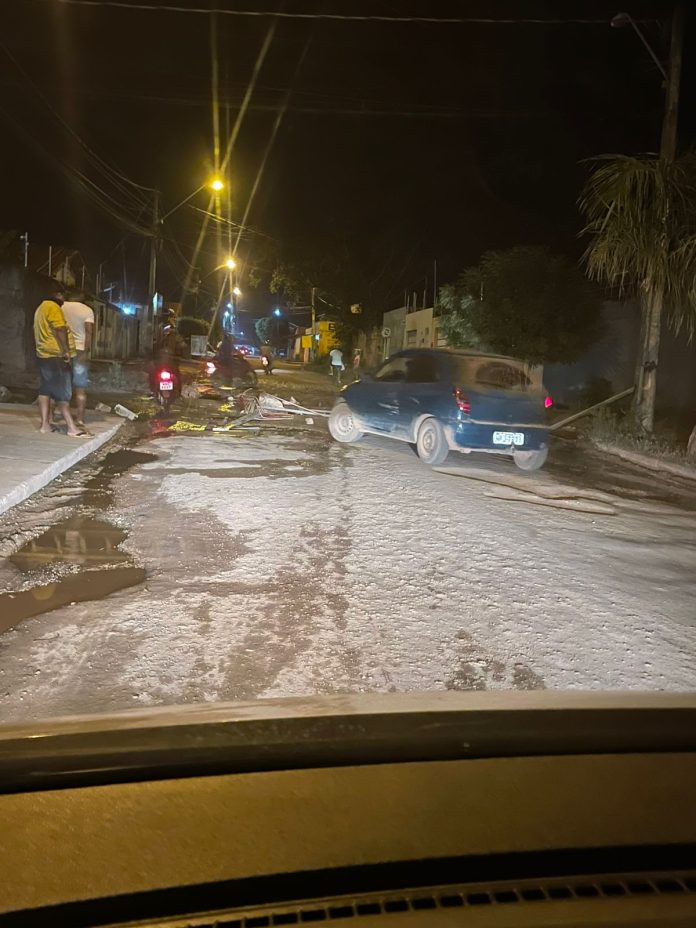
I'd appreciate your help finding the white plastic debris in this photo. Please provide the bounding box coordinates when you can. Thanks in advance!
[95,402,111,413]
[113,403,138,420]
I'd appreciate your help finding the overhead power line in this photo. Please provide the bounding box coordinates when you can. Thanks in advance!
[0,40,153,207]
[35,1,637,25]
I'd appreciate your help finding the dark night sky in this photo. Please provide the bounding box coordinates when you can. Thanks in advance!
[1,0,693,315]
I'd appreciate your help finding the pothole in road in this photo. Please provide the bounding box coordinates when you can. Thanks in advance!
[0,566,145,633]
[0,449,154,632]
[82,448,156,509]
[0,516,145,632]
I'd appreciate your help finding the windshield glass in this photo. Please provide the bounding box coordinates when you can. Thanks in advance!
[1,2,695,729]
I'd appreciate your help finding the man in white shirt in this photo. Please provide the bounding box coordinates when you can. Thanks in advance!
[329,347,345,385]
[62,293,95,427]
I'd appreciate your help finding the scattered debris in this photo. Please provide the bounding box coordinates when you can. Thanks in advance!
[113,403,138,420]
[0,385,10,402]
[483,487,617,515]
[226,390,329,420]
[94,402,111,413]
[168,419,210,432]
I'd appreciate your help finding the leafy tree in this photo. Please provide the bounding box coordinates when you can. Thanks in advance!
[438,246,599,365]
[176,316,209,339]
[255,316,275,344]
[255,315,289,348]
[579,153,696,430]
[250,232,424,347]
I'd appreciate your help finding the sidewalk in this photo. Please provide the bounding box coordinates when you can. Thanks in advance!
[0,404,124,517]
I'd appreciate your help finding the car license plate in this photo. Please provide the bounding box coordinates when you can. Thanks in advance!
[159,381,174,391]
[493,430,524,446]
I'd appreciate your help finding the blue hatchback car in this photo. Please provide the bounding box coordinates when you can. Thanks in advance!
[328,349,551,470]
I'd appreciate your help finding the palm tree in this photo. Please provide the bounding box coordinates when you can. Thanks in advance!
[579,152,696,432]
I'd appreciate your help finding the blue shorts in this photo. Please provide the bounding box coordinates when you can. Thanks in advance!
[71,355,89,389]
[37,357,72,403]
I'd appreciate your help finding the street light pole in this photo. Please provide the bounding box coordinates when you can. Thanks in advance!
[310,286,317,361]
[143,189,160,356]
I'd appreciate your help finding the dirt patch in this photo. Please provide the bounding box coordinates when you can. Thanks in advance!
[445,630,546,691]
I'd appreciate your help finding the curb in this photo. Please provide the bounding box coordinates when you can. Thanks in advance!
[596,442,696,482]
[0,421,124,517]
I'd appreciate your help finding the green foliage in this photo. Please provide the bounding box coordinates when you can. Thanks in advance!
[255,316,275,344]
[438,246,599,364]
[588,407,686,459]
[579,152,696,339]
[254,315,288,348]
[176,316,209,339]
[251,233,409,337]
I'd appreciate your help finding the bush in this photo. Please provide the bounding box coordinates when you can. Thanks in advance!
[177,316,209,339]
[588,407,685,458]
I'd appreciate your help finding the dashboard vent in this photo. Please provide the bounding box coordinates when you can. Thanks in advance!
[183,872,696,927]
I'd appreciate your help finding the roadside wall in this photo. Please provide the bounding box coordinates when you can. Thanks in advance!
[404,307,434,349]
[355,327,382,369]
[0,264,140,389]
[544,300,696,417]
[382,306,407,358]
[0,265,56,388]
[91,298,139,360]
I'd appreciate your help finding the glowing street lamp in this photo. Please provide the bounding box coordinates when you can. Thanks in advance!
[162,177,226,221]
[224,258,236,270]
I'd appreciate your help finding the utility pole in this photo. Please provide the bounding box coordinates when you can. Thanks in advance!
[145,189,160,355]
[635,6,684,431]
[310,286,317,360]
[21,232,29,268]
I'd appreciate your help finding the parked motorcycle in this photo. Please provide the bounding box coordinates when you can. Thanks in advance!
[154,364,181,411]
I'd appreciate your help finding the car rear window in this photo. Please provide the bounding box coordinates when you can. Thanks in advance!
[453,358,538,391]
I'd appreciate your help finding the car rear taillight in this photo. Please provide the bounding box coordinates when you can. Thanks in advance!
[159,370,172,381]
[544,395,553,409]
[453,388,471,414]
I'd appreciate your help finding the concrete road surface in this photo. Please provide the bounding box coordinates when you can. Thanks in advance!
[1,421,695,722]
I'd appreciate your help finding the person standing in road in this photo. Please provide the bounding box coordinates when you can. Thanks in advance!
[352,348,361,377]
[33,289,83,437]
[62,291,94,428]
[329,346,345,385]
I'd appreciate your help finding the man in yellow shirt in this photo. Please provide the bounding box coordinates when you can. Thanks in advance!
[33,289,83,437]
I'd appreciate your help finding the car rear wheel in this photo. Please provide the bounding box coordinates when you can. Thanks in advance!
[513,447,548,471]
[416,418,449,466]
[328,401,363,443]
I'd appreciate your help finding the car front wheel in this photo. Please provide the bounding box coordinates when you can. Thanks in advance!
[513,447,549,471]
[328,401,363,443]
[415,418,449,466]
